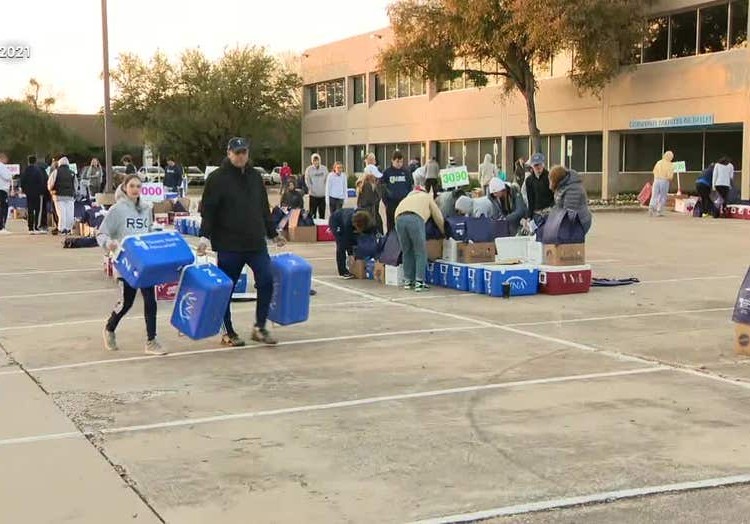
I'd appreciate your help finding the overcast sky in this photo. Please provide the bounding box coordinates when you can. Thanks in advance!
[1,0,390,113]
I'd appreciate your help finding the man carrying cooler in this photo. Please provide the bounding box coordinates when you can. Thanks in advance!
[198,137,286,347]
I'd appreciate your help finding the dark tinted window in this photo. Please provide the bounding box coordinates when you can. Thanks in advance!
[549,135,562,166]
[670,10,698,58]
[705,131,743,169]
[374,74,386,101]
[353,75,365,104]
[568,135,587,172]
[643,17,669,62]
[664,132,703,171]
[623,133,662,172]
[730,0,748,48]
[586,134,603,172]
[700,4,729,53]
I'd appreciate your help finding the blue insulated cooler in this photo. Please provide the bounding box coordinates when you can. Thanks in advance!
[171,264,234,340]
[448,264,469,292]
[483,265,540,297]
[268,253,313,326]
[467,266,486,294]
[115,232,195,288]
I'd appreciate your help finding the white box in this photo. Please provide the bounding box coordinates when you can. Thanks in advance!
[494,237,543,264]
[385,265,404,286]
[443,239,459,263]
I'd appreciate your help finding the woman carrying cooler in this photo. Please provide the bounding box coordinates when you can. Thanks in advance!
[97,174,167,355]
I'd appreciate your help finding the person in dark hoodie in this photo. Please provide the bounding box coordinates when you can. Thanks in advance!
[20,156,47,234]
[380,150,413,232]
[524,152,554,219]
[164,157,184,193]
[98,174,167,355]
[329,208,377,279]
[197,137,286,347]
[47,156,77,235]
[549,165,592,234]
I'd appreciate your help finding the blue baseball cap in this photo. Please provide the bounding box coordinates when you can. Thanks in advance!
[530,152,545,166]
[227,137,249,152]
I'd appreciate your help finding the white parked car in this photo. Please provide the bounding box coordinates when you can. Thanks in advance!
[185,166,205,184]
[137,166,165,182]
[259,166,280,185]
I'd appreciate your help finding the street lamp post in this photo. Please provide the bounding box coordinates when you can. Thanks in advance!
[101,0,113,192]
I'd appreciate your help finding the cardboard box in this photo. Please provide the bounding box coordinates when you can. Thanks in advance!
[384,265,405,286]
[12,208,27,219]
[374,262,386,284]
[169,211,190,225]
[285,226,317,243]
[154,213,169,226]
[735,322,750,356]
[426,239,442,262]
[458,242,496,264]
[95,193,116,207]
[349,257,366,279]
[152,200,173,215]
[177,197,191,212]
[543,243,586,266]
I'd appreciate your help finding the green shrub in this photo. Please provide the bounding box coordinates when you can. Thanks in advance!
[347,174,359,188]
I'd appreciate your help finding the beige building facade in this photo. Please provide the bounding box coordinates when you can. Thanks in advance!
[301,0,750,199]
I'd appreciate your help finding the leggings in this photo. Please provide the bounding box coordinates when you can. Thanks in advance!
[106,279,157,341]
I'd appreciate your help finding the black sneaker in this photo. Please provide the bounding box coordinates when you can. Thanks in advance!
[221,333,246,347]
[340,272,355,280]
[414,281,430,293]
[252,326,278,346]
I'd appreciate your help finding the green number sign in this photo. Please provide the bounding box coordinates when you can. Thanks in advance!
[439,166,470,189]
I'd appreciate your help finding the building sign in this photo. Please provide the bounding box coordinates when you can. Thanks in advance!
[440,166,470,189]
[629,114,714,129]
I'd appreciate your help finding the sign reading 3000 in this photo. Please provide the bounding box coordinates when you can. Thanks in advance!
[439,166,470,189]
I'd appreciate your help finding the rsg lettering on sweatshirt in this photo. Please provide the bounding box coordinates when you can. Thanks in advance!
[126,217,149,229]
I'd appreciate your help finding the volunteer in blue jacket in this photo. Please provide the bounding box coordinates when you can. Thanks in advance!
[98,174,167,355]
[696,163,714,217]
[329,208,377,279]
[380,150,414,232]
[197,137,286,347]
[164,157,184,193]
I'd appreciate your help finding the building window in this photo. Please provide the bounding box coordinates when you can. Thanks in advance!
[700,4,729,54]
[585,135,603,172]
[307,78,345,111]
[353,75,366,104]
[730,0,749,48]
[374,72,427,101]
[569,135,587,172]
[622,133,663,172]
[705,130,743,169]
[643,17,669,63]
[352,145,366,172]
[464,140,480,173]
[386,72,398,100]
[513,137,531,165]
[664,132,704,171]
[375,74,386,101]
[409,73,425,96]
[670,10,698,58]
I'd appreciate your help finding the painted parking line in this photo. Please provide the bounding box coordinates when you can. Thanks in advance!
[0,268,101,277]
[507,307,733,327]
[0,431,82,447]
[411,473,750,523]
[640,275,741,284]
[98,367,663,437]
[22,325,486,374]
[0,289,113,301]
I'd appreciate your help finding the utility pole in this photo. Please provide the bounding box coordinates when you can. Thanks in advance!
[101,0,113,192]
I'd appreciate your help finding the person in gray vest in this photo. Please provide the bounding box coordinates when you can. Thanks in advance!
[304,153,328,219]
[47,156,77,234]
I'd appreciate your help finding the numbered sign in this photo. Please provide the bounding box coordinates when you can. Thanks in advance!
[440,166,470,190]
[673,161,687,174]
[140,182,165,202]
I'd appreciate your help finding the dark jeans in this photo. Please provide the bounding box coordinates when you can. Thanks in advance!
[217,249,273,334]
[309,196,326,219]
[328,197,344,215]
[333,232,354,276]
[395,213,427,283]
[0,190,7,231]
[696,184,712,216]
[26,194,44,231]
[425,179,440,197]
[106,279,157,340]
[384,200,402,233]
[716,185,730,216]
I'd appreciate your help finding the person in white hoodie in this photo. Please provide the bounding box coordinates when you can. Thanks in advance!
[325,161,348,216]
[0,152,13,235]
[97,174,167,355]
[304,153,328,219]
[712,157,735,216]
[478,154,498,195]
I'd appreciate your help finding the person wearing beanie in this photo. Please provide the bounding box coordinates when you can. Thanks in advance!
[549,165,592,234]
[478,154,498,195]
[454,195,475,216]
[471,177,527,235]
[523,152,554,219]
[394,187,445,292]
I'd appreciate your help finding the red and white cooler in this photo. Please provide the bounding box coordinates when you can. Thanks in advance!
[313,219,336,242]
[155,281,179,301]
[539,265,592,295]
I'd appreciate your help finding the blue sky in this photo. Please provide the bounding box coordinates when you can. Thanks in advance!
[1,0,390,113]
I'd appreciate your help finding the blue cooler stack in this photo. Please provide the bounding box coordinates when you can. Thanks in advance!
[437,262,450,287]
[171,264,234,340]
[269,253,313,326]
[115,232,195,288]
[448,264,469,292]
[467,266,486,294]
[365,259,376,280]
[483,265,540,297]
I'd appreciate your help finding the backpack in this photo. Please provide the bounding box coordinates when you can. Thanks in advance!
[539,209,586,245]
[63,236,98,248]
[692,200,703,217]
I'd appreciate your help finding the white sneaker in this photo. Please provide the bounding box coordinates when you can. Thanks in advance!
[103,328,118,351]
[145,339,168,355]
[0,229,11,235]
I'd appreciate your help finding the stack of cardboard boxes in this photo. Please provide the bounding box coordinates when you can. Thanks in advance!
[538,236,591,295]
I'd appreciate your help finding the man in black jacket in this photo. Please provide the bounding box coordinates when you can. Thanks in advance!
[197,137,286,347]
[20,156,47,234]
[524,152,554,219]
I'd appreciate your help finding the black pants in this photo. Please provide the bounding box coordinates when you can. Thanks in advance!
[0,190,7,231]
[26,194,43,231]
[106,279,157,341]
[716,186,730,216]
[334,235,354,276]
[309,196,326,219]
[329,197,344,215]
[384,200,401,233]
[696,184,712,216]
[425,179,440,197]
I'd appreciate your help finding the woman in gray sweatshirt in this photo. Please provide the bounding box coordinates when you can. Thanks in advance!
[97,174,167,355]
